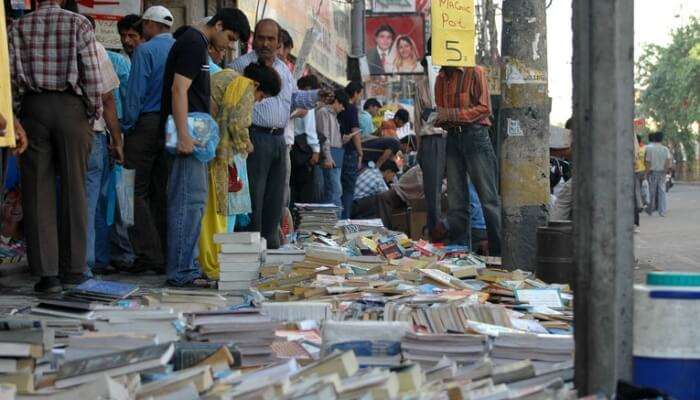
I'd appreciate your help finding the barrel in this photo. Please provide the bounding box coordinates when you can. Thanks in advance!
[634,271,700,399]
[535,220,573,285]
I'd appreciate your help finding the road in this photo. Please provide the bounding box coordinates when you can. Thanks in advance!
[635,182,700,282]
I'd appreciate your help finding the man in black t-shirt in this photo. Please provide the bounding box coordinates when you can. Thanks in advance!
[162,8,250,288]
[338,81,364,219]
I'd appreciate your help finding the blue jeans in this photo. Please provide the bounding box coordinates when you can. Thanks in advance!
[341,148,359,219]
[323,147,344,212]
[86,133,110,271]
[166,155,207,285]
[446,125,502,255]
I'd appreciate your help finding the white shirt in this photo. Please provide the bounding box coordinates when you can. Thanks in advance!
[93,42,120,133]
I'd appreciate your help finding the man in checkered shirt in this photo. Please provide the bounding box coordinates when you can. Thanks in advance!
[9,0,102,294]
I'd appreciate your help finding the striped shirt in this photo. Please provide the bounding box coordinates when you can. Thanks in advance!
[9,2,103,121]
[229,51,318,128]
[435,66,491,127]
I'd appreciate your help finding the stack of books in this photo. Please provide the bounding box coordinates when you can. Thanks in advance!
[491,333,574,364]
[294,203,341,232]
[0,319,53,394]
[30,279,140,320]
[401,332,489,366]
[215,232,266,292]
[186,309,280,367]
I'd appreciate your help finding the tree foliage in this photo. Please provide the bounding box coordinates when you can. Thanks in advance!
[636,17,700,159]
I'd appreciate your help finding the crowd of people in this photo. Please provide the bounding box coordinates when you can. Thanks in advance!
[4,0,505,293]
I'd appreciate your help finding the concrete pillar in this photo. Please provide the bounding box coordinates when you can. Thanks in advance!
[499,0,550,270]
[350,0,365,57]
[572,0,635,395]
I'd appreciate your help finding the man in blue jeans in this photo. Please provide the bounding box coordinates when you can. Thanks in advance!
[435,66,502,255]
[317,91,348,212]
[338,81,364,219]
[161,9,250,287]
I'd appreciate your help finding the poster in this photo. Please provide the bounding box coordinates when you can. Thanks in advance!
[77,0,142,50]
[0,0,16,147]
[237,0,351,85]
[431,0,475,67]
[365,14,425,75]
[372,0,416,13]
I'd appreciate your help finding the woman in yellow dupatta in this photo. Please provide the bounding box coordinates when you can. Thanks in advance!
[199,63,282,279]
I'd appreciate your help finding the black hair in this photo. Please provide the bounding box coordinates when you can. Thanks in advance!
[648,132,654,143]
[334,89,350,108]
[380,160,399,174]
[280,29,293,49]
[118,14,143,35]
[565,118,573,130]
[208,8,251,43]
[374,24,395,38]
[363,98,381,110]
[254,18,282,41]
[653,132,664,142]
[173,25,188,39]
[421,37,432,70]
[394,109,410,124]
[83,14,96,30]
[62,0,79,13]
[244,62,282,97]
[345,81,363,97]
[298,75,320,90]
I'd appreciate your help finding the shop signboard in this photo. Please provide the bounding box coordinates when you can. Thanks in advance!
[78,0,143,50]
[372,0,416,13]
[431,0,475,67]
[365,14,425,75]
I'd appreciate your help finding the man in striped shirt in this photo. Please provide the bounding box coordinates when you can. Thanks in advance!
[434,66,502,255]
[9,0,102,293]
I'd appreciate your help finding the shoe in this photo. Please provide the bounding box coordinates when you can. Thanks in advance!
[34,277,63,294]
[123,262,164,274]
[92,265,117,275]
[60,274,90,287]
[430,221,449,243]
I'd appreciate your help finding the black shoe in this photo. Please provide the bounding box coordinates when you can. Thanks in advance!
[59,274,90,287]
[92,265,117,275]
[34,277,63,294]
[123,262,164,275]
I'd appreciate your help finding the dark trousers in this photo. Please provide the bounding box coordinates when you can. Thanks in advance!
[341,148,359,219]
[124,113,169,268]
[247,129,287,249]
[19,92,92,277]
[446,125,502,255]
[353,190,405,229]
[417,135,447,232]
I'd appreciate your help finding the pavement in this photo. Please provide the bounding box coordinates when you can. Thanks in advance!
[635,182,700,282]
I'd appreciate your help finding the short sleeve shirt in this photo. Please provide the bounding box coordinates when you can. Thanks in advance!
[93,42,120,132]
[645,143,671,172]
[161,27,211,129]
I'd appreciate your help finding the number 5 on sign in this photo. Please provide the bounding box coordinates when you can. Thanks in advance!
[431,0,476,67]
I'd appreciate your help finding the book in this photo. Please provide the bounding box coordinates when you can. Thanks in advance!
[55,343,175,388]
[219,271,260,282]
[218,253,261,264]
[219,263,261,272]
[69,279,139,300]
[173,342,241,370]
[135,365,214,399]
[218,281,253,291]
[0,357,34,373]
[30,306,95,320]
[0,328,52,348]
[0,371,34,394]
[338,369,400,400]
[214,232,260,244]
[0,342,43,358]
[220,241,265,254]
[393,364,424,394]
[261,302,332,322]
[291,351,359,381]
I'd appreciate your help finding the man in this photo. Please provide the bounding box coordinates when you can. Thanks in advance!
[9,0,101,293]
[435,66,502,255]
[354,165,424,229]
[279,28,294,71]
[367,24,395,75]
[317,90,348,212]
[121,6,176,274]
[230,19,326,249]
[360,98,381,138]
[290,76,322,205]
[338,81,364,219]
[380,109,410,138]
[117,14,144,58]
[163,8,251,287]
[279,28,296,237]
[645,132,672,217]
[352,161,395,215]
[635,134,648,217]
[83,16,125,275]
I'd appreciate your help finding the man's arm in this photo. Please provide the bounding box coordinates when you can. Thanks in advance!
[291,89,320,110]
[121,48,150,131]
[76,18,103,123]
[172,73,195,155]
[437,67,491,124]
[102,92,124,163]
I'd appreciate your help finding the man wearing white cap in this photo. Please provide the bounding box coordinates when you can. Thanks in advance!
[121,5,175,274]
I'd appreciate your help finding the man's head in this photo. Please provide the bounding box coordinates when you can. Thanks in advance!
[298,75,320,91]
[375,24,395,52]
[345,81,363,104]
[140,6,173,40]
[253,19,282,65]
[363,98,381,116]
[331,89,349,114]
[208,33,230,64]
[652,132,664,143]
[380,160,399,184]
[206,8,251,49]
[393,109,410,128]
[117,14,143,55]
[244,62,282,101]
[278,29,294,61]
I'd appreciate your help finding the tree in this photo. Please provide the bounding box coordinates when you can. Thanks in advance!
[636,17,700,162]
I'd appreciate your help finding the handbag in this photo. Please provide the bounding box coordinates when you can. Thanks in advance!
[228,163,243,193]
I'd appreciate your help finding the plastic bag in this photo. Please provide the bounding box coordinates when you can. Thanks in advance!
[115,166,135,227]
[165,112,220,163]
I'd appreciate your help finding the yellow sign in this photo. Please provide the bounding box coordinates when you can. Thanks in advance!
[431,0,476,67]
[0,0,17,147]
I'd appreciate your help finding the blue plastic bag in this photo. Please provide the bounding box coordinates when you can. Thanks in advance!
[165,112,220,163]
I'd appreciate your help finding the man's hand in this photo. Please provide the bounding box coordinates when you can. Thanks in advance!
[322,158,335,169]
[177,134,197,155]
[246,139,254,154]
[110,143,124,164]
[13,119,28,155]
[310,152,320,165]
[0,113,7,136]
[357,154,363,171]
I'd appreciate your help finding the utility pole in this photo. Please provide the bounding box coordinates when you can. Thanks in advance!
[498,0,550,270]
[350,0,364,57]
[572,0,634,395]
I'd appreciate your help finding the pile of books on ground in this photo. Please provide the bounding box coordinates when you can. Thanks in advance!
[0,319,51,394]
[401,332,490,366]
[30,279,140,320]
[215,232,266,292]
[294,203,341,232]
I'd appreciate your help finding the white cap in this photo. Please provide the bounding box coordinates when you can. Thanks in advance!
[141,6,174,27]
